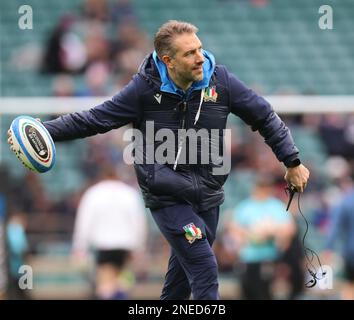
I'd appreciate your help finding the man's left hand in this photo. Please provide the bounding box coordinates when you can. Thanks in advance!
[284,164,310,193]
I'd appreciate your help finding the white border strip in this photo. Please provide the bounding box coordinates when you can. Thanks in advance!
[0,96,354,114]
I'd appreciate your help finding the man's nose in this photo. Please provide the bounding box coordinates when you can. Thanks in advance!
[196,51,204,64]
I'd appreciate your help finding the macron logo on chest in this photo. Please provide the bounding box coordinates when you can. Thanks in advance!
[154,93,162,104]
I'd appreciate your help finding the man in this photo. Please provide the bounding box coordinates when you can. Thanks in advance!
[229,174,296,299]
[72,166,147,299]
[324,174,354,300]
[8,20,309,300]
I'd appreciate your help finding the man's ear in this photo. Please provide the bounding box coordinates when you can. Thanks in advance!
[162,55,173,70]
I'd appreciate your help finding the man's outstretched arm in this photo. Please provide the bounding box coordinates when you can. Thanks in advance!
[44,76,141,141]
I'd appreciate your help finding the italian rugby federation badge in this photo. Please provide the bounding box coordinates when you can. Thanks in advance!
[203,86,218,102]
[183,223,202,244]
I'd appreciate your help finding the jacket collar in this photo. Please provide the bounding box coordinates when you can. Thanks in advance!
[152,50,216,97]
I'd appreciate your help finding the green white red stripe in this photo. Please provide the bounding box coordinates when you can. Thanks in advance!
[184,223,198,237]
[206,87,216,98]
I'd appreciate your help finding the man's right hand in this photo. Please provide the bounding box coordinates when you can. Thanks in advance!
[284,163,310,193]
[7,129,15,153]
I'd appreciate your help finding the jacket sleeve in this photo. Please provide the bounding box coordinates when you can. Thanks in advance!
[43,75,141,141]
[226,69,299,166]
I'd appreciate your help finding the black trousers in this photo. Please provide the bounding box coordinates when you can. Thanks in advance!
[241,262,275,300]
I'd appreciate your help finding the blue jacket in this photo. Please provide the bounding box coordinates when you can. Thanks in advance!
[44,52,299,211]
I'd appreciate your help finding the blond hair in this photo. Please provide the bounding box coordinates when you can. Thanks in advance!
[154,20,198,59]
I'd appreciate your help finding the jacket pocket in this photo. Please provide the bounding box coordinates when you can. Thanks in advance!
[150,163,194,198]
[135,163,195,202]
[134,164,151,190]
[200,164,228,190]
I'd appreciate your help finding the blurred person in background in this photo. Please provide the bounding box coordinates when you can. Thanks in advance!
[111,0,136,24]
[0,193,7,299]
[77,61,111,96]
[41,15,87,74]
[276,227,304,300]
[9,20,309,300]
[72,166,147,299]
[229,174,296,299]
[324,173,354,300]
[6,211,29,300]
[82,0,109,22]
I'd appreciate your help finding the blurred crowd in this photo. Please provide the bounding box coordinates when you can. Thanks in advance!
[42,0,152,97]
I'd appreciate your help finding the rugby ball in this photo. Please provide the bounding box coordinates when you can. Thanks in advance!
[10,116,56,173]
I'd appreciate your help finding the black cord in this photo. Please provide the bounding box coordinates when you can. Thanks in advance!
[285,187,326,288]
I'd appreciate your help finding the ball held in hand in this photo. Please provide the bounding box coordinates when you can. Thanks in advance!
[9,115,56,173]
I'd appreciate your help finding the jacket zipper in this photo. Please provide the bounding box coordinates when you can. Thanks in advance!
[180,101,187,129]
[184,99,201,205]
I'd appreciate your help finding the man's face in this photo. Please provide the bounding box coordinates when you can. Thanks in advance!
[167,33,205,84]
